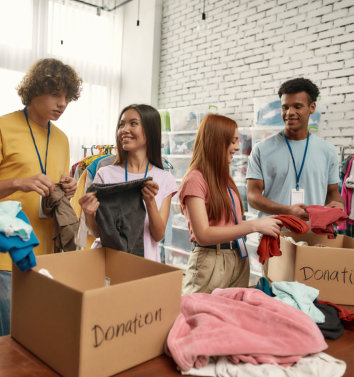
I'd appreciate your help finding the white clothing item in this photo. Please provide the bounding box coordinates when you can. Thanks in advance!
[93,164,178,262]
[282,236,308,246]
[181,352,346,377]
[75,173,93,248]
[38,268,54,279]
[0,201,32,241]
[344,162,354,220]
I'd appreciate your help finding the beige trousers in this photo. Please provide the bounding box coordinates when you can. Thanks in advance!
[182,245,250,295]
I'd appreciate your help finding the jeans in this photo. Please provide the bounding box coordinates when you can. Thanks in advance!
[88,177,151,257]
[0,270,11,336]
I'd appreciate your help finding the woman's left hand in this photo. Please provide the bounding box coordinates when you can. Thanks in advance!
[142,180,159,204]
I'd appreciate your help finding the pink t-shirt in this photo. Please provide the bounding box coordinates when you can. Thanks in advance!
[94,164,178,262]
[178,169,243,242]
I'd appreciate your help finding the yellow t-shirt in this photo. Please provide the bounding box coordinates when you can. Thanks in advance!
[0,110,70,271]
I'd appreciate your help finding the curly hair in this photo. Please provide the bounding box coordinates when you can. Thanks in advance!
[278,78,319,104]
[17,58,83,106]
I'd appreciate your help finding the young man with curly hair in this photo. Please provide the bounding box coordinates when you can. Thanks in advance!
[0,58,82,335]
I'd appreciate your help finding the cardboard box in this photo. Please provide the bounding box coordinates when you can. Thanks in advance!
[11,248,183,377]
[266,231,354,305]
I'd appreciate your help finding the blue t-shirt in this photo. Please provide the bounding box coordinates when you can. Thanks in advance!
[246,132,339,218]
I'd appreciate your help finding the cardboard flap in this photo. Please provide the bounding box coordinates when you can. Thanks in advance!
[105,248,179,284]
[32,249,106,291]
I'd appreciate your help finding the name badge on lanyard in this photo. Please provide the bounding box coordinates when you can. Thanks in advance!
[227,186,248,259]
[291,188,305,205]
[283,130,309,206]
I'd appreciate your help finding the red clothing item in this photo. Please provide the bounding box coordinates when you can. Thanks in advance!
[257,215,310,264]
[318,300,354,330]
[306,205,349,239]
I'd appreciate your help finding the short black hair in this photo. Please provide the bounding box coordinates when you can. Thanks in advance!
[278,78,319,104]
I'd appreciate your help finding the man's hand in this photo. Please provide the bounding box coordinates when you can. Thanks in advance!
[288,203,309,221]
[326,200,345,211]
[60,174,77,199]
[15,174,55,197]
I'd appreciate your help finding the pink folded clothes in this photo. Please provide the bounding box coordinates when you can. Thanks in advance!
[165,288,327,371]
[306,205,349,239]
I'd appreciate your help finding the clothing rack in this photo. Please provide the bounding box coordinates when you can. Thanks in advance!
[339,146,353,162]
[81,144,115,158]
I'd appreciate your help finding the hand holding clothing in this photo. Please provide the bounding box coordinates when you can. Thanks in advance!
[288,203,309,220]
[141,180,159,204]
[78,191,100,217]
[60,174,77,199]
[16,173,55,197]
[252,216,282,238]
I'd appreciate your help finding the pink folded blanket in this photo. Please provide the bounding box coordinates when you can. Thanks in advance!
[165,288,327,371]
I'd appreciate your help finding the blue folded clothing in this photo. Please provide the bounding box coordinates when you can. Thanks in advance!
[0,210,38,271]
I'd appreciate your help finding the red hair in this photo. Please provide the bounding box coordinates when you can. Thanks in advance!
[185,113,244,222]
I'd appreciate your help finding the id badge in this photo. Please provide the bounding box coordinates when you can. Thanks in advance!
[291,188,305,205]
[236,237,248,259]
[39,196,49,219]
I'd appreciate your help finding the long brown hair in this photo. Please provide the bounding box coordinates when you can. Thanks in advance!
[186,113,244,222]
[114,104,163,169]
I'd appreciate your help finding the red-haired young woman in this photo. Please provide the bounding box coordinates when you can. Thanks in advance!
[178,114,282,294]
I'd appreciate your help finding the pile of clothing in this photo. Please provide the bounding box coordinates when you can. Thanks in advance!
[0,201,38,271]
[166,286,348,377]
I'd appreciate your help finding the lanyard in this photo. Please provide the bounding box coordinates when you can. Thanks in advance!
[23,107,50,175]
[227,186,248,258]
[227,186,239,225]
[282,130,309,190]
[125,160,150,182]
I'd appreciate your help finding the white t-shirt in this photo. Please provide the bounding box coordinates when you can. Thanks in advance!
[93,164,178,262]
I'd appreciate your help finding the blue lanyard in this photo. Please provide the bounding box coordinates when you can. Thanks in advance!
[227,186,248,258]
[24,107,51,175]
[227,186,239,224]
[125,160,150,182]
[282,130,310,190]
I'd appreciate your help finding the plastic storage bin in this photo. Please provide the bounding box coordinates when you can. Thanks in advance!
[164,247,190,270]
[168,156,191,180]
[230,155,248,183]
[251,126,283,148]
[169,106,208,132]
[169,132,195,155]
[161,132,170,154]
[159,109,171,132]
[238,127,252,156]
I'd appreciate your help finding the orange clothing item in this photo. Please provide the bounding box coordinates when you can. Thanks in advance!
[306,205,348,239]
[257,215,310,264]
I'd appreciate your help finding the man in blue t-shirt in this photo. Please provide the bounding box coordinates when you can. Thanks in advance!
[246,78,344,219]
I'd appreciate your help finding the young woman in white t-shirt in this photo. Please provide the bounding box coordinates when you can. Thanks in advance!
[79,104,177,262]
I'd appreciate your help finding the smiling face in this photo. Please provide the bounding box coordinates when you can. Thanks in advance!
[281,91,316,139]
[117,109,147,152]
[28,90,69,127]
[227,128,240,164]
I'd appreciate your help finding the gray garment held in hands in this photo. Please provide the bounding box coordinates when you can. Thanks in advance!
[87,177,152,257]
[41,183,79,252]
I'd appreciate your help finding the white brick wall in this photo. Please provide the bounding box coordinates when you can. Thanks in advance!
[158,0,354,150]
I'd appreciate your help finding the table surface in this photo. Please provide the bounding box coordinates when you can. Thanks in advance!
[0,310,353,377]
